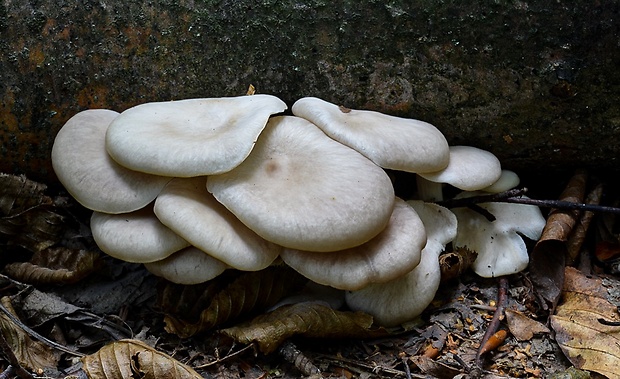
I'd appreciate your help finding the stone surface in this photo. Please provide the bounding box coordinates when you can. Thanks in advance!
[1,1,619,183]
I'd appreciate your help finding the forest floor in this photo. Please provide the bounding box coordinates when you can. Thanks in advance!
[0,171,616,379]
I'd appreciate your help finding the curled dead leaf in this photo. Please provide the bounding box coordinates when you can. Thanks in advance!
[4,247,100,284]
[530,169,588,311]
[81,339,202,379]
[439,247,477,282]
[221,302,389,354]
[161,266,307,338]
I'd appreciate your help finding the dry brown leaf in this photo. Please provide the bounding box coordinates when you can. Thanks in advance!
[505,309,550,341]
[3,247,100,284]
[550,267,620,379]
[530,169,588,311]
[161,266,307,338]
[221,302,389,354]
[0,173,65,252]
[0,173,52,217]
[566,183,603,264]
[0,296,59,372]
[410,355,463,378]
[81,339,202,379]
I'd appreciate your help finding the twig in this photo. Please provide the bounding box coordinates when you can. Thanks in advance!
[194,343,255,369]
[475,277,508,367]
[278,340,322,377]
[438,187,620,215]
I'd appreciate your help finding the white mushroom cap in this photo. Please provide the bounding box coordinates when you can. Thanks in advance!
[51,109,170,214]
[207,115,395,252]
[417,145,502,191]
[280,198,427,290]
[105,95,287,177]
[481,170,520,193]
[91,205,189,263]
[452,195,546,277]
[154,177,281,271]
[144,246,228,285]
[291,97,450,173]
[346,202,457,327]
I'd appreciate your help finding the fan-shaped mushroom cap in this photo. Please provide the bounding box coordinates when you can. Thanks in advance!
[207,115,395,252]
[418,146,502,191]
[481,170,520,193]
[91,205,189,263]
[105,95,287,177]
[346,202,457,327]
[51,109,170,214]
[154,177,281,271]
[291,97,449,173]
[144,246,227,285]
[281,198,426,290]
[452,195,546,277]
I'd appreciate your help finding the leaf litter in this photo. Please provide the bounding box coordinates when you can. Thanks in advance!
[2,172,620,378]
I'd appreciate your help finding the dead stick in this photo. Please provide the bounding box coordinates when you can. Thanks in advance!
[475,277,508,367]
[439,188,620,215]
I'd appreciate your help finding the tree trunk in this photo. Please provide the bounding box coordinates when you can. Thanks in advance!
[1,0,618,183]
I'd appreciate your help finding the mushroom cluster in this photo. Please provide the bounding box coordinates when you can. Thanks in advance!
[52,94,545,326]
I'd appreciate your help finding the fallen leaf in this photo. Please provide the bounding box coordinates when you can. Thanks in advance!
[81,339,202,379]
[550,267,620,379]
[530,169,587,311]
[505,309,550,341]
[161,266,307,338]
[222,302,389,354]
[0,173,65,252]
[566,183,603,264]
[4,247,100,284]
[0,173,52,217]
[0,296,59,372]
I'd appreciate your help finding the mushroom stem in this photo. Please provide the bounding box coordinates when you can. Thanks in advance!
[416,175,444,202]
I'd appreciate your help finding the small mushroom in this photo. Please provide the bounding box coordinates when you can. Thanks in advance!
[345,201,457,327]
[144,246,228,285]
[280,198,427,290]
[105,95,287,177]
[154,177,281,271]
[91,205,189,263]
[416,145,502,201]
[451,195,546,277]
[291,97,450,173]
[481,169,520,193]
[51,109,170,214]
[207,115,395,252]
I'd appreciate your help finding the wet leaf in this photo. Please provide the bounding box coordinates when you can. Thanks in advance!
[161,266,307,338]
[530,169,587,311]
[81,339,202,379]
[222,302,389,354]
[0,296,59,372]
[550,267,620,379]
[4,247,100,284]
